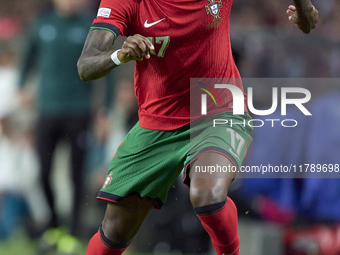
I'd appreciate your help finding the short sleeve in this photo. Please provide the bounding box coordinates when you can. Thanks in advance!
[90,0,136,38]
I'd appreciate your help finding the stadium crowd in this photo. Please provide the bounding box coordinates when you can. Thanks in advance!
[0,0,340,254]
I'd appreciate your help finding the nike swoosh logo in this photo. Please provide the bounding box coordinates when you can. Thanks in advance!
[144,18,165,28]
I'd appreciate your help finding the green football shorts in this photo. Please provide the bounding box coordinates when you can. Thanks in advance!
[98,112,253,209]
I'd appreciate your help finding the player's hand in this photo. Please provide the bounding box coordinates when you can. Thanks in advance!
[286,4,318,34]
[118,34,154,63]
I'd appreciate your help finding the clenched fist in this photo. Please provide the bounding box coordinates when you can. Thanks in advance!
[118,34,155,63]
[287,4,318,34]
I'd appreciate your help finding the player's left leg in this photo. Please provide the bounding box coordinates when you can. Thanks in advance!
[190,152,240,255]
[65,116,89,236]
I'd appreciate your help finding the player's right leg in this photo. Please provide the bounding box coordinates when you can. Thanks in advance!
[87,197,154,255]
[86,121,190,254]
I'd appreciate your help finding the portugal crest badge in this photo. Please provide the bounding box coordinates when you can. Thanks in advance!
[102,172,113,189]
[205,0,223,22]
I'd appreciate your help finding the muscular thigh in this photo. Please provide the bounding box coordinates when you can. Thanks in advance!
[189,152,235,207]
[183,112,253,188]
[102,197,155,243]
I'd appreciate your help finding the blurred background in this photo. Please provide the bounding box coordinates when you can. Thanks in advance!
[0,0,340,255]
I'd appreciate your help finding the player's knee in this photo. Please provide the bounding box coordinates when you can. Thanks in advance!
[190,183,228,208]
[101,218,131,245]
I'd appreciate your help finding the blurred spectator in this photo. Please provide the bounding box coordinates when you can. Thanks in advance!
[0,47,48,239]
[0,0,51,26]
[17,0,113,254]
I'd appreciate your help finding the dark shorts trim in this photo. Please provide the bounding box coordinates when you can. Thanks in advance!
[183,146,238,188]
[97,191,164,210]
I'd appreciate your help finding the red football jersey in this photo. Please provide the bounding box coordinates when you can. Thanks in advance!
[92,0,247,130]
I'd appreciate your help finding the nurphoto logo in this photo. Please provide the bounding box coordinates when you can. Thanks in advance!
[200,84,312,128]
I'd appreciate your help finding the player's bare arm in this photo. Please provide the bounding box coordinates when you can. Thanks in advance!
[77,29,115,81]
[287,0,318,34]
[77,30,154,81]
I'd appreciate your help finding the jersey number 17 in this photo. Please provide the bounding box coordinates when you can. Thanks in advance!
[147,36,170,57]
